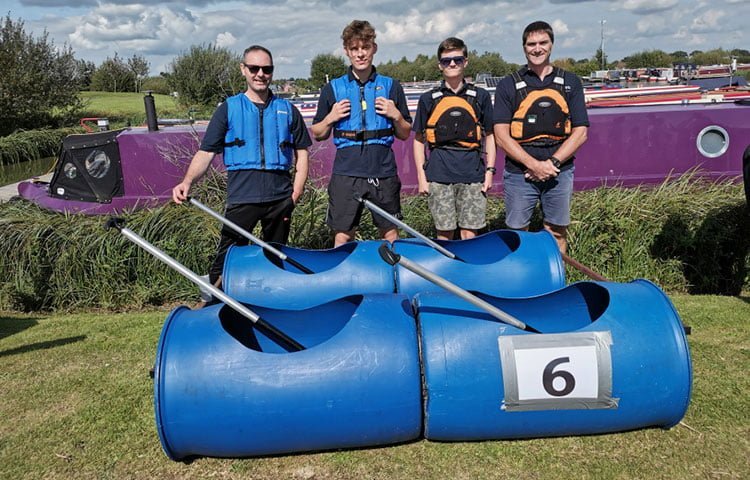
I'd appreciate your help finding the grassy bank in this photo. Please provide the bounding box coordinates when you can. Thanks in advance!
[78,91,193,125]
[0,294,747,479]
[0,173,747,312]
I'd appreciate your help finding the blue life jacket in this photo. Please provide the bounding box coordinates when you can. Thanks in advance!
[331,73,395,149]
[223,93,295,171]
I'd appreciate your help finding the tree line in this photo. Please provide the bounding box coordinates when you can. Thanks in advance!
[1,13,749,137]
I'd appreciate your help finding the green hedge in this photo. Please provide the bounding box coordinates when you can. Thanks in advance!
[0,173,747,312]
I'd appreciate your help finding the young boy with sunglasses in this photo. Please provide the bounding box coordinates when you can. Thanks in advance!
[312,20,412,247]
[412,37,496,240]
[172,45,311,288]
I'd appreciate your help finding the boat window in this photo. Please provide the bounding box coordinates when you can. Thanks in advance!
[63,162,78,179]
[696,125,729,158]
[85,150,111,179]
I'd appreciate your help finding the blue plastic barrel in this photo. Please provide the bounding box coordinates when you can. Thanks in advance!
[223,240,395,309]
[393,230,565,298]
[154,294,422,459]
[416,279,692,440]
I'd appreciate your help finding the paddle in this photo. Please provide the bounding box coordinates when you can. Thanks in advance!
[378,243,540,333]
[561,253,608,282]
[188,197,315,274]
[354,193,465,262]
[105,217,305,352]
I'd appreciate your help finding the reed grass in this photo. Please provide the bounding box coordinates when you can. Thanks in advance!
[0,174,747,312]
[0,128,78,166]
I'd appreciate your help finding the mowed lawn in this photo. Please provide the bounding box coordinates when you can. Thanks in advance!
[0,294,748,479]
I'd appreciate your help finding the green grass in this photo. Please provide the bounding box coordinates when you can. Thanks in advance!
[0,295,747,479]
[78,91,192,125]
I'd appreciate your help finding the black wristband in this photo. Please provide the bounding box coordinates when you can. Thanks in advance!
[550,156,562,169]
[486,166,496,174]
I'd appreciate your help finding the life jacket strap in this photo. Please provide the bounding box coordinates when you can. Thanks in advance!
[224,138,246,148]
[334,128,395,141]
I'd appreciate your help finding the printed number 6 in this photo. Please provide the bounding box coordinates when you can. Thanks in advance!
[542,357,576,397]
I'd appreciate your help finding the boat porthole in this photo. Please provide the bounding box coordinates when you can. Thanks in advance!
[85,150,111,179]
[696,125,730,158]
[63,162,78,179]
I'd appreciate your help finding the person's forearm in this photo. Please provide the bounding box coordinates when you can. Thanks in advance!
[292,149,309,199]
[551,126,588,164]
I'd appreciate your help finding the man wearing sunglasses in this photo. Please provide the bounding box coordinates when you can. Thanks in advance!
[312,20,412,247]
[173,45,311,288]
[412,37,496,240]
[493,21,589,254]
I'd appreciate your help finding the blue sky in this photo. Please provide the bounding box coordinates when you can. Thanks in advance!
[6,0,748,79]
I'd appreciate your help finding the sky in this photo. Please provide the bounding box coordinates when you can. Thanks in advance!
[6,0,749,79]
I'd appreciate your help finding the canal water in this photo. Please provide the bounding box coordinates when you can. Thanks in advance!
[0,157,55,186]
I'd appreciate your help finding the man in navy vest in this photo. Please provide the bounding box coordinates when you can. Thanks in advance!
[312,20,412,247]
[172,45,311,287]
[493,21,589,254]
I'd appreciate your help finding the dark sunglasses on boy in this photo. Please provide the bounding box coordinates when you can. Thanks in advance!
[439,56,465,67]
[243,63,274,75]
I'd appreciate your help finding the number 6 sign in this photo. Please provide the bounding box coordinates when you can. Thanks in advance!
[498,331,618,412]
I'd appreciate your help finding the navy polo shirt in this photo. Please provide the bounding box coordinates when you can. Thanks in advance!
[200,96,312,205]
[412,81,494,184]
[313,68,412,178]
[493,66,589,173]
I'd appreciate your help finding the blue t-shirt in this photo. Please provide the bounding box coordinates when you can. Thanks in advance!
[200,96,312,205]
[412,81,494,184]
[313,68,412,178]
[493,66,589,173]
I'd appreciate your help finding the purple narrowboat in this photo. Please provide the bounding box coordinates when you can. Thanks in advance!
[16,100,750,214]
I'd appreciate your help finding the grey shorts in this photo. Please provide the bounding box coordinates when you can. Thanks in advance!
[427,182,487,231]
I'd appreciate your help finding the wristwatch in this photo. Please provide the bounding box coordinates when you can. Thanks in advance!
[486,166,497,174]
[550,156,562,169]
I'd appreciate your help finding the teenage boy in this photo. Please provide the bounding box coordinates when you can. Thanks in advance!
[312,19,412,247]
[493,21,589,254]
[173,45,311,286]
[413,37,496,240]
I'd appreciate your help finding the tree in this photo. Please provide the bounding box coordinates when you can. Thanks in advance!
[0,15,82,135]
[127,54,150,92]
[168,44,244,107]
[90,53,136,92]
[74,59,96,91]
[309,53,347,88]
[691,48,730,66]
[622,50,672,68]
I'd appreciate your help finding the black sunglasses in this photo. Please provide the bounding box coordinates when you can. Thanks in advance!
[439,56,466,67]
[243,63,274,75]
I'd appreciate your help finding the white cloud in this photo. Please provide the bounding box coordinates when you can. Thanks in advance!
[215,31,237,48]
[622,0,679,14]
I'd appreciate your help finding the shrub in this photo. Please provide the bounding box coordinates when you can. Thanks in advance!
[0,15,82,136]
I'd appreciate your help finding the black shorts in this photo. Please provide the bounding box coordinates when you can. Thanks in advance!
[326,174,402,231]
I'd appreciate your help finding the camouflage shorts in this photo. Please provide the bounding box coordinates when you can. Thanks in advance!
[427,182,487,231]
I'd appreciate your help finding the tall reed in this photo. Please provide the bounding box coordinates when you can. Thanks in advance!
[0,174,747,311]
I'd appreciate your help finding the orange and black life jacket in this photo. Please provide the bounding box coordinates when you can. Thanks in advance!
[510,67,571,146]
[425,85,482,151]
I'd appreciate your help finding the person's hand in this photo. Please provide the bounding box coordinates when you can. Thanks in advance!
[524,160,559,182]
[418,178,430,196]
[172,182,191,204]
[483,171,494,193]
[291,189,303,205]
[375,97,400,120]
[328,99,351,123]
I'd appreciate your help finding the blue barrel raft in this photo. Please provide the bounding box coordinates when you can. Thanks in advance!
[392,230,565,298]
[154,294,422,459]
[223,240,396,308]
[416,279,692,440]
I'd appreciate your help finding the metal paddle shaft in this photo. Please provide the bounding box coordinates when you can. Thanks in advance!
[188,198,314,274]
[377,243,536,332]
[354,193,463,262]
[105,218,305,351]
